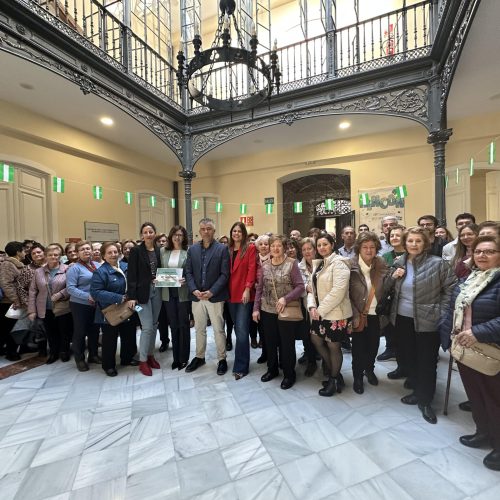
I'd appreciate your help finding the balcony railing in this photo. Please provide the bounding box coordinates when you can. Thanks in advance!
[26,0,434,114]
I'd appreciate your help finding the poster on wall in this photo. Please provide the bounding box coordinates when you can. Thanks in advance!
[84,221,120,242]
[358,187,405,233]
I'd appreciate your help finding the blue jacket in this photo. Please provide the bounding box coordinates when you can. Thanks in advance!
[440,270,500,349]
[185,240,230,302]
[90,261,129,324]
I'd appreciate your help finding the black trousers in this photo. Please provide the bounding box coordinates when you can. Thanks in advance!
[70,302,99,361]
[249,309,258,341]
[101,321,137,370]
[396,314,440,406]
[260,310,296,379]
[158,301,170,343]
[300,304,316,363]
[224,301,234,340]
[0,302,19,355]
[351,315,380,378]
[165,298,191,364]
[44,310,72,355]
[459,362,500,449]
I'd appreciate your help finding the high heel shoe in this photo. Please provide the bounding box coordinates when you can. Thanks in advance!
[139,361,152,376]
[319,376,336,397]
[147,355,161,369]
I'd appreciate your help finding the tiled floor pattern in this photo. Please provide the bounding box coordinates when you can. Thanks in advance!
[0,329,499,500]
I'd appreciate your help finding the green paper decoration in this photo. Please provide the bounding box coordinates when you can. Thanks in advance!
[489,141,496,165]
[150,196,156,207]
[193,199,200,210]
[325,198,335,210]
[215,202,223,213]
[2,163,14,183]
[125,192,133,205]
[170,198,176,208]
[93,186,103,200]
[359,193,370,207]
[394,185,408,199]
[240,203,247,215]
[293,202,303,213]
[265,203,273,214]
[469,158,474,177]
[52,177,65,193]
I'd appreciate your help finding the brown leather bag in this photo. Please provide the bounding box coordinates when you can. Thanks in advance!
[352,283,376,333]
[270,270,303,322]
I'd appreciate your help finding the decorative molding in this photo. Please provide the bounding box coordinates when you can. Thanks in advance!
[192,86,429,162]
[0,24,184,160]
[440,0,480,109]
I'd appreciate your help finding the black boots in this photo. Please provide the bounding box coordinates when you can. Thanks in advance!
[319,376,336,397]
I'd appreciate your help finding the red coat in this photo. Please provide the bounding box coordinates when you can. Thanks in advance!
[228,244,257,303]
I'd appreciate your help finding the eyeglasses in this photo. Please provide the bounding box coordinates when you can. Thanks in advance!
[173,233,184,238]
[473,249,498,256]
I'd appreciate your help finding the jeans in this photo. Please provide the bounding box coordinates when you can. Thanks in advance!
[137,284,162,361]
[228,302,252,374]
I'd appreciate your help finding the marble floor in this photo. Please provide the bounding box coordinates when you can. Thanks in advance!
[0,328,499,500]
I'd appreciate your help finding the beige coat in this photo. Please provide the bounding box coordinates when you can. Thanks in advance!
[307,253,352,320]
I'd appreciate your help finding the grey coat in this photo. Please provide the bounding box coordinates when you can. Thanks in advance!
[383,252,456,332]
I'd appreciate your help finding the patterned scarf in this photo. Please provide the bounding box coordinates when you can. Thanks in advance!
[452,267,500,333]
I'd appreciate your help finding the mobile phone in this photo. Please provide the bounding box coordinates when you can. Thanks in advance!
[134,305,143,312]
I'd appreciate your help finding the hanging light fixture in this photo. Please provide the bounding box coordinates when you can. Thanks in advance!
[176,0,280,112]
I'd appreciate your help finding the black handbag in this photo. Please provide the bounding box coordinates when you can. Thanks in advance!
[27,319,47,348]
[375,284,395,317]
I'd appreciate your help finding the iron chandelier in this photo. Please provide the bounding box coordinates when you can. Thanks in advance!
[176,0,280,112]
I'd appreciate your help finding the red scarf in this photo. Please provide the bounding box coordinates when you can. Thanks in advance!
[77,259,96,273]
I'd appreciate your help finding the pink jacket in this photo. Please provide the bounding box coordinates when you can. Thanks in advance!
[28,264,70,318]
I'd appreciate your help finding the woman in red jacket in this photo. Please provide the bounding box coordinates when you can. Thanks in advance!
[228,222,257,380]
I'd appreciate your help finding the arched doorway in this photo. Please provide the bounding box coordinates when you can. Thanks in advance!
[282,172,354,241]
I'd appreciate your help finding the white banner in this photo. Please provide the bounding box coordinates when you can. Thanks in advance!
[358,187,405,232]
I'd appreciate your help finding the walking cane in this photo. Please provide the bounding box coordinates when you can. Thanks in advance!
[443,352,454,416]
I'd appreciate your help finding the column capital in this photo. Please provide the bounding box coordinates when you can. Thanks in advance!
[427,128,453,145]
[178,170,196,180]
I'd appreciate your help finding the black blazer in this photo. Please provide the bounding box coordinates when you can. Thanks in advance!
[126,243,161,303]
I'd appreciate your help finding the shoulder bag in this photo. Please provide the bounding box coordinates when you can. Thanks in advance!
[352,279,377,333]
[101,302,134,326]
[450,335,500,376]
[270,267,303,322]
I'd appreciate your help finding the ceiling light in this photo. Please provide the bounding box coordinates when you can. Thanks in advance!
[339,121,351,130]
[100,117,114,126]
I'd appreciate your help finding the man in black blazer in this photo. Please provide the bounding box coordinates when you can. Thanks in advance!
[185,218,230,375]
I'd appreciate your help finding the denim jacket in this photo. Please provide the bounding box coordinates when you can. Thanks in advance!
[90,261,128,324]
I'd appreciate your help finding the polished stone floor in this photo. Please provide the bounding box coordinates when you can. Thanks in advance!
[0,328,499,500]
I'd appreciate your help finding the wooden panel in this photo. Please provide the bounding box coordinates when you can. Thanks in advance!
[18,191,47,242]
[486,171,500,220]
[18,170,43,191]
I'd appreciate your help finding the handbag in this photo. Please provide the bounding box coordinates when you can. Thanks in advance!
[52,299,71,317]
[28,318,47,348]
[450,335,500,376]
[270,269,303,322]
[101,302,134,326]
[5,305,26,319]
[375,283,395,316]
[352,281,377,333]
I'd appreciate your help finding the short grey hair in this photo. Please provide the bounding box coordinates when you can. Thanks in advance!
[199,217,215,227]
[380,215,398,227]
[255,234,269,245]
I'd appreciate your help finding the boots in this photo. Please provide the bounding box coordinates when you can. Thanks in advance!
[139,361,152,376]
[147,355,161,369]
[319,376,336,397]
[336,373,346,393]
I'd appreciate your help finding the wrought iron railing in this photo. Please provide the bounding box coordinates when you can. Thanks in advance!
[26,0,433,113]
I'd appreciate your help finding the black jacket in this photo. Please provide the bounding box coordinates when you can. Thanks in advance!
[126,243,161,303]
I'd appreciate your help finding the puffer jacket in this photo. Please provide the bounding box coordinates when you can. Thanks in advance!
[349,256,388,323]
[383,252,456,332]
[28,264,70,318]
[0,257,24,306]
[440,270,500,349]
[307,253,352,321]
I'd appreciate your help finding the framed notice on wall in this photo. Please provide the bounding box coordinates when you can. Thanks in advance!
[84,221,120,242]
[358,187,405,232]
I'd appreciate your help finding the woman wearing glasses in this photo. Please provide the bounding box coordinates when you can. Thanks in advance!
[160,226,191,370]
[441,235,500,471]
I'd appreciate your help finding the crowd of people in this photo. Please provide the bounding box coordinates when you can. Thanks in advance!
[0,213,498,470]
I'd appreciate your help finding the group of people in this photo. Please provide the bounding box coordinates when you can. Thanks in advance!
[0,212,498,471]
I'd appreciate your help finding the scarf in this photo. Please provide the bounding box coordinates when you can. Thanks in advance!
[78,259,96,273]
[452,267,500,333]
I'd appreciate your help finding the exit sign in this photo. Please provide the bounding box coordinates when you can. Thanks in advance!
[264,197,274,205]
